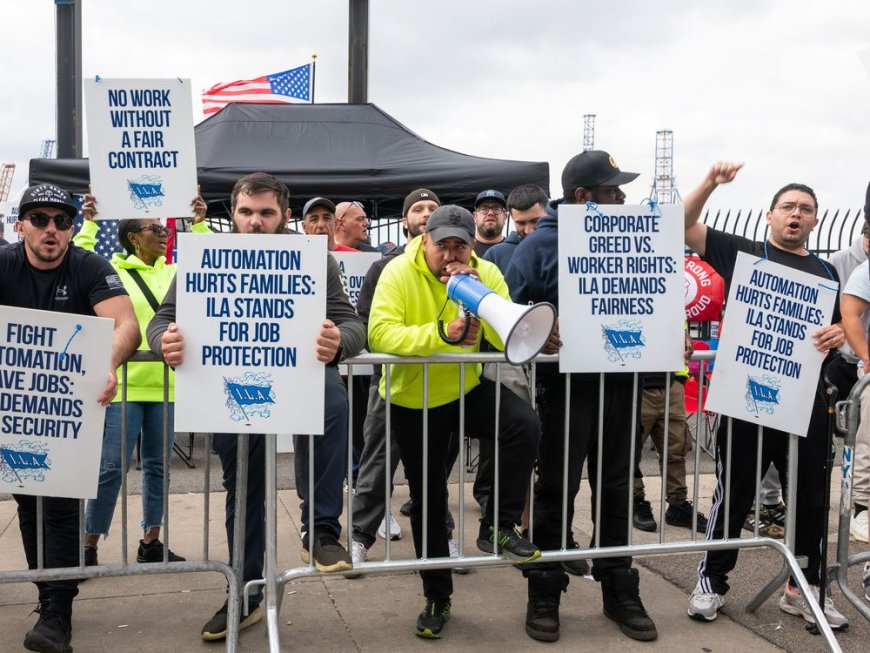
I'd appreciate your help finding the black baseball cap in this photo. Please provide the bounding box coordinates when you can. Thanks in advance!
[474,189,507,209]
[561,150,639,192]
[302,197,336,217]
[18,184,78,219]
[425,205,475,244]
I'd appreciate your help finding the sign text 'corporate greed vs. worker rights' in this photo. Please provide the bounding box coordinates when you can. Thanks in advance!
[174,234,327,434]
[558,203,685,373]
[705,253,837,436]
[0,308,113,498]
[84,78,197,219]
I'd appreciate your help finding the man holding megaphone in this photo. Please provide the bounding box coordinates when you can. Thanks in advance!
[368,205,545,640]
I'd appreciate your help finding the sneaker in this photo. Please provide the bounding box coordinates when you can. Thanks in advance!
[600,568,658,641]
[415,598,451,638]
[477,524,541,563]
[743,512,785,539]
[301,528,353,573]
[377,512,402,541]
[862,563,870,601]
[687,582,725,621]
[399,498,414,516]
[136,538,186,563]
[84,545,98,567]
[779,583,849,630]
[526,572,568,642]
[850,509,869,543]
[201,599,263,641]
[345,539,368,580]
[633,500,657,532]
[562,536,589,576]
[448,537,470,575]
[760,501,786,527]
[665,501,709,533]
[24,608,72,653]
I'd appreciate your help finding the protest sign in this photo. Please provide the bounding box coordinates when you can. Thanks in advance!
[175,234,327,434]
[0,308,113,498]
[685,256,725,322]
[558,203,685,372]
[331,251,380,307]
[84,78,197,219]
[705,252,837,435]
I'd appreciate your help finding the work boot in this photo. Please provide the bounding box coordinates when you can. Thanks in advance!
[24,604,72,653]
[600,568,658,641]
[525,570,569,642]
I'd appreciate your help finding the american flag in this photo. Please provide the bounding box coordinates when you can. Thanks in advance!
[71,195,123,259]
[202,64,312,117]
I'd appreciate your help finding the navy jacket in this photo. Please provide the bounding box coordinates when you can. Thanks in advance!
[504,199,562,309]
[483,231,522,274]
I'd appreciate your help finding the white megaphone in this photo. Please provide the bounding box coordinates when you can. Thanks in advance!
[444,274,556,365]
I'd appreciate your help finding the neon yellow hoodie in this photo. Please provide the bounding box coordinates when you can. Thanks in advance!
[368,236,509,409]
[73,219,210,402]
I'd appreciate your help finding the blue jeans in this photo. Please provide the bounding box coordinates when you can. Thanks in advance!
[85,402,176,536]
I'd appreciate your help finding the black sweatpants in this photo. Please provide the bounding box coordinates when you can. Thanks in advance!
[14,494,80,615]
[696,380,830,594]
[391,379,540,600]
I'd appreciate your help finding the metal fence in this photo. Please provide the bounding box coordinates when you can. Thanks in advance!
[0,350,856,653]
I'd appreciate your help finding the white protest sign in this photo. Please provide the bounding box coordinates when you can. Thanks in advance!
[331,251,380,307]
[175,233,326,434]
[0,308,113,498]
[84,78,197,219]
[705,252,837,436]
[557,203,685,372]
[332,250,379,376]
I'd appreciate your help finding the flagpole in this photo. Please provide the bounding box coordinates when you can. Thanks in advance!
[310,53,317,103]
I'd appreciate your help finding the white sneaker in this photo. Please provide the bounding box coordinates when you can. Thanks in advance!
[687,583,725,621]
[850,509,869,543]
[448,537,470,575]
[377,513,402,541]
[351,539,368,565]
[862,563,870,601]
[779,584,849,630]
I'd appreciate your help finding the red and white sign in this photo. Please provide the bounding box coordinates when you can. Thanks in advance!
[684,256,724,322]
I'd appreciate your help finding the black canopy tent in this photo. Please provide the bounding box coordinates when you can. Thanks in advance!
[29,103,549,219]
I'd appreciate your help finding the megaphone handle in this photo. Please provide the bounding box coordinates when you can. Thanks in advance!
[438,304,473,345]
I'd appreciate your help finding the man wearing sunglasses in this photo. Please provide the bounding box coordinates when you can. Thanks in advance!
[0,184,140,653]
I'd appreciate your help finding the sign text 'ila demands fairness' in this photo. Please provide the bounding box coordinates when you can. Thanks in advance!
[557,203,685,373]
[174,234,326,434]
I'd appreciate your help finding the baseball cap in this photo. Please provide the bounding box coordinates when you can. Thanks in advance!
[403,188,440,216]
[302,197,336,217]
[425,205,475,244]
[474,189,507,209]
[18,184,78,219]
[561,150,639,192]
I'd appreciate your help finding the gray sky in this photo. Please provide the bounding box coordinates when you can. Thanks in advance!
[3,0,870,213]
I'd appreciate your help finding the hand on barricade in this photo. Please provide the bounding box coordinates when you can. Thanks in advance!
[316,319,341,362]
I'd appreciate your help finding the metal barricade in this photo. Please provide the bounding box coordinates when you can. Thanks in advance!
[833,373,870,619]
[243,349,843,653]
[0,351,243,651]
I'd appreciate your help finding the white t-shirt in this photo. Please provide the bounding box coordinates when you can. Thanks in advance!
[841,260,870,362]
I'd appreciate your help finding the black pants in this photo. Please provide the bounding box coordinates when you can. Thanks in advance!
[14,494,80,615]
[391,379,539,600]
[697,381,830,594]
[528,373,635,582]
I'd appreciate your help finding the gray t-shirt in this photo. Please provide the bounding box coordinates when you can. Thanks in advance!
[842,260,870,362]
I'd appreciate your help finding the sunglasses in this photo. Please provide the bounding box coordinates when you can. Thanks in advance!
[336,200,365,222]
[22,212,74,231]
[133,224,172,237]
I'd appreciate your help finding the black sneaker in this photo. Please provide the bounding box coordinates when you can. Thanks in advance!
[633,500,657,532]
[477,524,541,563]
[200,599,264,641]
[601,568,658,641]
[665,501,708,533]
[301,527,353,573]
[760,501,786,527]
[415,598,451,639]
[84,545,98,567]
[136,538,186,563]
[562,536,590,576]
[526,573,568,642]
[399,498,414,517]
[24,607,72,653]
